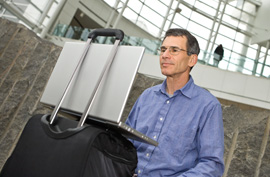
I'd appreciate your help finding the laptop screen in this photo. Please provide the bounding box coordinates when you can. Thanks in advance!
[40,42,145,123]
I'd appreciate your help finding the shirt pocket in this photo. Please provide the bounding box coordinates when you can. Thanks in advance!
[165,126,198,161]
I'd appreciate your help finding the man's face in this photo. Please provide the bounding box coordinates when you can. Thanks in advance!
[159,36,196,78]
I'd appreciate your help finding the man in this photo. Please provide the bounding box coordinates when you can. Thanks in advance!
[213,44,224,67]
[126,28,224,177]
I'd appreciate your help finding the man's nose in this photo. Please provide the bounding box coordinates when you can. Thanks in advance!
[162,48,171,57]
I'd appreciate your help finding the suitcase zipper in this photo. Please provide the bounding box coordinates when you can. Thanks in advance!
[103,149,135,164]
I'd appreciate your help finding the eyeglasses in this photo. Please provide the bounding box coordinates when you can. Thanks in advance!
[158,46,193,56]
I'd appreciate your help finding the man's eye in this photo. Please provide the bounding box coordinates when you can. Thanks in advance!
[161,48,166,52]
[171,48,179,52]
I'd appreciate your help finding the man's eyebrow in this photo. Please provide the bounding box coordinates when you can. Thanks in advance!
[161,46,179,48]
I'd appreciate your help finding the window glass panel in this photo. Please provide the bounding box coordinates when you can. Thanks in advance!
[261,46,267,53]
[24,5,41,23]
[190,11,213,28]
[225,4,235,14]
[140,6,163,27]
[266,55,270,65]
[173,14,189,29]
[219,59,229,70]
[179,4,192,18]
[195,35,207,53]
[242,69,252,75]
[229,6,242,20]
[160,0,172,6]
[187,21,210,40]
[259,51,265,59]
[163,21,170,31]
[240,11,252,23]
[222,14,239,27]
[230,52,242,64]
[141,38,160,54]
[235,32,246,43]
[250,44,258,50]
[198,0,219,9]
[145,0,168,16]
[219,25,236,39]
[258,56,265,63]
[137,16,160,36]
[127,1,143,13]
[233,42,244,53]
[123,7,138,20]
[243,1,256,15]
[263,66,270,77]
[215,34,234,50]
[31,0,48,9]
[194,1,216,16]
[228,63,238,72]
[169,23,181,30]
[256,63,262,75]
[124,36,142,46]
[243,58,254,71]
[238,21,248,31]
[246,47,257,59]
[103,0,116,6]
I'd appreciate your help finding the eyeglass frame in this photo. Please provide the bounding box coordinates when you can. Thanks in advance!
[158,46,194,56]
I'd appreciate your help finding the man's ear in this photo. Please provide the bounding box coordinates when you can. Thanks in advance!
[188,54,198,67]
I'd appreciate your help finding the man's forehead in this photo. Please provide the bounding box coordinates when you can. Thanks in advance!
[163,35,187,42]
[162,36,187,47]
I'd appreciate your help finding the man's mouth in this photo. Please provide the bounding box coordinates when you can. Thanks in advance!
[161,62,173,67]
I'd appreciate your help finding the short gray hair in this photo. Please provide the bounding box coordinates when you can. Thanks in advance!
[163,28,200,56]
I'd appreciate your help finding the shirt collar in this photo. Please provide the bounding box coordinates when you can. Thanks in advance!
[156,75,195,99]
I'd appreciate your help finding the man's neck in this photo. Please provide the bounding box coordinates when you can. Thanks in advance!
[166,75,189,95]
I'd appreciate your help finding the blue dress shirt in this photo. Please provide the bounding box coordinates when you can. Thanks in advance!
[126,76,224,177]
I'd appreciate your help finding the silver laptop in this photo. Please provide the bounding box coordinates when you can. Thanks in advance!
[40,42,158,146]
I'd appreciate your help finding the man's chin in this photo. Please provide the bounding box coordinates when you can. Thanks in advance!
[161,71,171,77]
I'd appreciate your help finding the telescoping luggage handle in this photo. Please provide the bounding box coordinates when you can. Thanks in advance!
[49,28,124,127]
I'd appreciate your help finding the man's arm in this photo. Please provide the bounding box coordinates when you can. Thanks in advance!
[178,104,225,177]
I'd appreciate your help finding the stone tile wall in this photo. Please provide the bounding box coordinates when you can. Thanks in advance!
[0,17,270,176]
[0,18,62,169]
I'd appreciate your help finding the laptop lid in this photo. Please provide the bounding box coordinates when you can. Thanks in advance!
[40,41,158,146]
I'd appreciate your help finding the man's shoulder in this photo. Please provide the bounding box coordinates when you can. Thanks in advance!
[193,84,220,104]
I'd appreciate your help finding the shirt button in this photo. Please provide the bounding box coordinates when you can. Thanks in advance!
[167,100,170,104]
[153,135,157,139]
[146,153,150,157]
[160,117,163,121]
[138,170,141,174]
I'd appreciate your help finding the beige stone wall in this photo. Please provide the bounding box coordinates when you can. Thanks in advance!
[0,18,270,176]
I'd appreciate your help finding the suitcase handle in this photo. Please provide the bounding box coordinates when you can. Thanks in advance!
[50,29,124,126]
[88,29,124,41]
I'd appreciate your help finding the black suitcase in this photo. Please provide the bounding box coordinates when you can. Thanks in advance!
[0,114,137,177]
[0,29,138,177]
